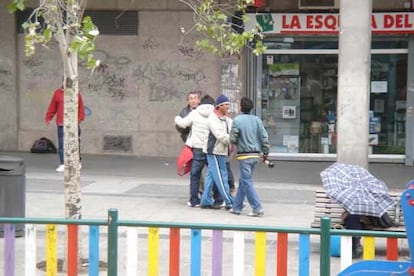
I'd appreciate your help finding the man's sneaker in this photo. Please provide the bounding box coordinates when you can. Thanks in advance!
[56,164,64,172]
[186,201,200,208]
[247,210,264,217]
[213,202,225,208]
[201,204,222,210]
[229,208,241,215]
[225,205,233,210]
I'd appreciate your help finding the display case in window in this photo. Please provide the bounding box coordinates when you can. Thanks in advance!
[261,74,301,153]
[393,100,406,147]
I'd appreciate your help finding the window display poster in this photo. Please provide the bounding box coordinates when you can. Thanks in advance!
[283,135,299,153]
[369,117,381,134]
[266,55,274,65]
[369,134,379,145]
[282,106,296,119]
[269,63,299,76]
[371,81,388,93]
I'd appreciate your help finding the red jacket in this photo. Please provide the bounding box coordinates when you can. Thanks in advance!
[45,87,85,126]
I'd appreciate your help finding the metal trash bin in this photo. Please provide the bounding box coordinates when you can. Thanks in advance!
[0,156,25,237]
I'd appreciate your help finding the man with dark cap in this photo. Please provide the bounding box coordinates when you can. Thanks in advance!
[200,94,234,209]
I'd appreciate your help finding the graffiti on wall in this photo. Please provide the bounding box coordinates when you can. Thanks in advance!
[85,49,131,100]
[88,65,127,99]
[0,66,12,90]
[133,61,206,102]
[23,57,45,77]
[142,37,160,50]
[178,45,203,59]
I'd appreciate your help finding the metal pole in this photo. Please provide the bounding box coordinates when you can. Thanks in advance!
[108,208,118,276]
[320,217,331,276]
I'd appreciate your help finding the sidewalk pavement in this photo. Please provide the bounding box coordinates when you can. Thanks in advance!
[1,151,413,275]
[16,151,411,223]
[21,151,319,226]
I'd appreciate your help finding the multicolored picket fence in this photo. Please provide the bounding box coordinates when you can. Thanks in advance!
[0,210,408,276]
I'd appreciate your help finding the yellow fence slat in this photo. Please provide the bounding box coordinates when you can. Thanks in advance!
[255,231,266,276]
[46,224,57,276]
[148,227,159,276]
[363,236,375,260]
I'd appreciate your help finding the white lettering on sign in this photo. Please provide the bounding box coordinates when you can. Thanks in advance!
[248,12,414,34]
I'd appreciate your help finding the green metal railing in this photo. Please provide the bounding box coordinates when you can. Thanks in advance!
[0,212,407,276]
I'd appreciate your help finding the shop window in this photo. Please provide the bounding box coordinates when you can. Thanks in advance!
[259,52,407,155]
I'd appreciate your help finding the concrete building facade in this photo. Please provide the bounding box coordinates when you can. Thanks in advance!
[1,0,414,163]
[0,0,233,158]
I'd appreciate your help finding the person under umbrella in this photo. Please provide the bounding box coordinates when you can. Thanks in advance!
[321,162,396,258]
[321,162,395,217]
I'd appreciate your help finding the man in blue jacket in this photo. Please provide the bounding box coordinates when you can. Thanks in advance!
[229,97,270,217]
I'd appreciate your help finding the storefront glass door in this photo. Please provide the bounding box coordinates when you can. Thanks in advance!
[258,52,407,154]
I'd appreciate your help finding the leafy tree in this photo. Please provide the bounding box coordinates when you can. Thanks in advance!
[179,0,266,57]
[8,0,99,220]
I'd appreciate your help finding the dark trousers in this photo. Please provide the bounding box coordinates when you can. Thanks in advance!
[189,148,206,205]
[344,214,362,258]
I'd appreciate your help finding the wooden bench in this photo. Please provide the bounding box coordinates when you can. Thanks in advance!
[311,189,406,232]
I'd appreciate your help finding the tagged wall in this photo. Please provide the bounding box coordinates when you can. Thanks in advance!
[0,4,18,150]
[17,11,224,157]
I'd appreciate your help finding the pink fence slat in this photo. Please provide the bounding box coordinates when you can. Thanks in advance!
[4,224,16,276]
[212,230,223,276]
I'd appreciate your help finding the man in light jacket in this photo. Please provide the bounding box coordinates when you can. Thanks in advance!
[175,95,217,207]
[200,94,234,209]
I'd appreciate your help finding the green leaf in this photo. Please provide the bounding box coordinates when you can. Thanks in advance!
[9,0,26,12]
[7,3,17,13]
[87,57,97,69]
[185,0,265,57]
[43,27,52,41]
[15,0,25,11]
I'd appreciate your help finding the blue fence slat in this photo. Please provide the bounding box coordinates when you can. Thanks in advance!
[299,233,310,276]
[89,225,100,276]
[191,229,202,276]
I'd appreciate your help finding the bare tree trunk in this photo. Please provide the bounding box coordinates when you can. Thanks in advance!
[54,4,83,271]
[62,56,82,220]
[53,1,82,221]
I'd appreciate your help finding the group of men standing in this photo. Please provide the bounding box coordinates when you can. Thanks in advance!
[174,91,270,217]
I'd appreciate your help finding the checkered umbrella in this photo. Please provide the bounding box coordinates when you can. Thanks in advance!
[320,162,395,217]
